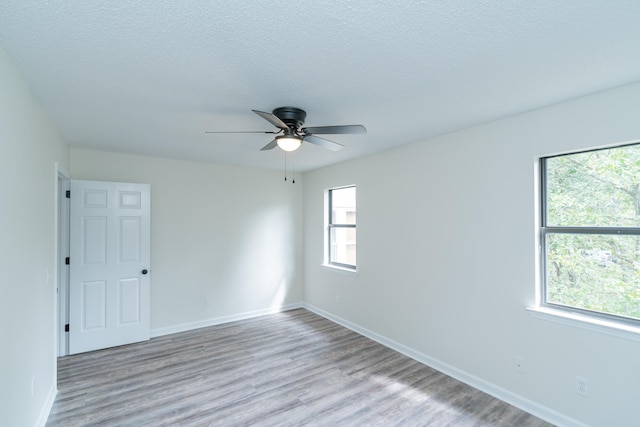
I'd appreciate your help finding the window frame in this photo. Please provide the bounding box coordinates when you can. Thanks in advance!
[326,185,357,271]
[539,144,640,328]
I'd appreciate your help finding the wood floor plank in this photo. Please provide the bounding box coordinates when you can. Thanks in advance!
[47,309,553,426]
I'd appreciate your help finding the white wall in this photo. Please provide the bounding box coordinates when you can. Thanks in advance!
[303,82,640,427]
[70,149,304,333]
[0,45,69,426]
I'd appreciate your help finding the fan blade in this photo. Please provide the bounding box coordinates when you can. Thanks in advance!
[260,139,278,151]
[252,110,289,130]
[303,134,344,151]
[302,124,366,135]
[204,130,277,134]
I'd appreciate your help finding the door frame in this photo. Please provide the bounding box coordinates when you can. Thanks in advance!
[56,164,70,357]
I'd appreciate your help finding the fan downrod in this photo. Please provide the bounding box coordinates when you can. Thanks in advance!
[272,107,306,129]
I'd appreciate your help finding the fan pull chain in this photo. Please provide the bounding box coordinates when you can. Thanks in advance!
[283,152,296,184]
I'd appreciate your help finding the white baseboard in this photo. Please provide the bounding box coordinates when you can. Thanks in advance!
[150,302,304,338]
[36,385,57,427]
[303,303,587,427]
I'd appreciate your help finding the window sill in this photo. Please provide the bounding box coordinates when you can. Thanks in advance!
[526,306,640,342]
[322,264,359,275]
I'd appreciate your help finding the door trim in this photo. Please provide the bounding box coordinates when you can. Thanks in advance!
[56,163,70,357]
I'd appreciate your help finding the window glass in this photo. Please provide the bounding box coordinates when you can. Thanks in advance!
[546,146,640,227]
[545,233,640,321]
[330,227,357,266]
[331,186,356,225]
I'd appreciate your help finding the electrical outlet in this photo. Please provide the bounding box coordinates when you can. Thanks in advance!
[336,294,341,304]
[514,357,525,374]
[204,298,211,308]
[575,376,589,397]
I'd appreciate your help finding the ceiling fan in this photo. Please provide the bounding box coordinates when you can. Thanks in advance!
[206,107,366,152]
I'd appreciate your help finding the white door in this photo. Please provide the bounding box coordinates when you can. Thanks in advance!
[69,180,151,354]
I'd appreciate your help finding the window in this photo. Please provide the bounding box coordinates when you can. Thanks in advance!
[326,186,356,270]
[540,143,640,326]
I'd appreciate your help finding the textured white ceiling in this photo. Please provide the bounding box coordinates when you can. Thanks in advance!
[1,1,640,171]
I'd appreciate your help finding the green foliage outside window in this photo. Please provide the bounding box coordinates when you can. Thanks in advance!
[544,144,640,321]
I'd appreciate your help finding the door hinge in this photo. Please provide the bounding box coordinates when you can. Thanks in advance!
[65,190,70,198]
[65,257,70,265]
[65,324,69,332]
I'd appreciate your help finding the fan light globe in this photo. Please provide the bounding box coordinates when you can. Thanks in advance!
[276,136,302,152]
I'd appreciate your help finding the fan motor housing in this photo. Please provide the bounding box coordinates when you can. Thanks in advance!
[273,107,306,129]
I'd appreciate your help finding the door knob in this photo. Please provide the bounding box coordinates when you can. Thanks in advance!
[141,269,148,275]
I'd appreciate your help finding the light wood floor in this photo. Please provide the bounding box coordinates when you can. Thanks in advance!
[47,309,553,426]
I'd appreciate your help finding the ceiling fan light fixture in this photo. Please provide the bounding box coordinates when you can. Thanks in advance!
[276,135,302,152]
[206,107,365,153]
